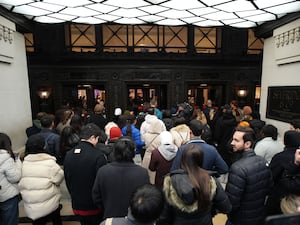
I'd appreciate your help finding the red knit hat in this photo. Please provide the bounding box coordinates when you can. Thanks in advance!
[109,127,122,140]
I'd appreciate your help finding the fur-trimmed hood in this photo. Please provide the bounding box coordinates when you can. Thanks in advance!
[163,169,216,213]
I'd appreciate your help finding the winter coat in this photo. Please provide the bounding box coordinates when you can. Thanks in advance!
[266,130,300,215]
[158,169,231,225]
[92,161,149,219]
[142,119,166,183]
[225,150,272,225]
[0,150,22,202]
[140,115,166,139]
[170,124,190,148]
[19,153,64,220]
[64,141,107,212]
[122,124,145,154]
[171,138,228,175]
[254,137,284,164]
[149,143,178,189]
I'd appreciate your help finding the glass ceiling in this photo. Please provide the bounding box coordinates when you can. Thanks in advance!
[1,0,299,28]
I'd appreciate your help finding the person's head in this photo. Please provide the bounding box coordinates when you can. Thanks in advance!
[283,130,300,149]
[261,124,278,140]
[179,144,211,211]
[180,144,204,170]
[206,99,212,107]
[113,136,136,161]
[290,119,300,133]
[94,104,104,114]
[188,119,204,137]
[40,115,54,129]
[280,195,300,214]
[231,126,255,152]
[243,106,253,119]
[0,132,15,160]
[70,114,83,133]
[109,126,122,141]
[130,184,164,223]
[79,123,101,146]
[147,107,155,115]
[114,107,122,116]
[25,134,45,155]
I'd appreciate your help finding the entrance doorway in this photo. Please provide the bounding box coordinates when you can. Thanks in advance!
[127,83,167,114]
[62,84,105,111]
[187,84,224,108]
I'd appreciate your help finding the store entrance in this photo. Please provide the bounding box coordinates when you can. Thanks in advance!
[62,84,105,111]
[127,83,167,114]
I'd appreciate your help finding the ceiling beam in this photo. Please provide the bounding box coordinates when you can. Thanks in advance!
[255,12,300,39]
[0,6,34,33]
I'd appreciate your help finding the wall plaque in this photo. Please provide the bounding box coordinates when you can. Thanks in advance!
[266,86,300,122]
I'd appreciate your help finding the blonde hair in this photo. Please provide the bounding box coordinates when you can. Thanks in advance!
[280,195,300,214]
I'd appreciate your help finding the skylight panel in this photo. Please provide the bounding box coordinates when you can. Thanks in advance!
[114,17,145,24]
[156,18,186,26]
[73,17,106,24]
[29,2,65,12]
[110,8,148,18]
[138,15,165,23]
[235,9,266,18]
[189,7,218,16]
[181,17,205,24]
[157,9,194,19]
[34,16,65,23]
[48,13,77,21]
[43,0,92,8]
[0,0,33,5]
[13,5,51,17]
[85,3,117,13]
[245,13,276,22]
[231,21,257,28]
[104,0,150,9]
[161,0,205,10]
[60,7,99,17]
[95,14,121,21]
[253,0,295,9]
[200,0,232,7]
[214,0,256,12]
[139,5,168,14]
[264,2,300,14]
[203,11,237,20]
[193,20,224,27]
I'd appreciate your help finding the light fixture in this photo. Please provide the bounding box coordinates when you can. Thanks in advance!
[237,88,248,98]
[37,89,50,99]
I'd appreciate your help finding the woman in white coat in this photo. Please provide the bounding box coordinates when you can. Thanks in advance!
[0,133,22,225]
[19,134,64,225]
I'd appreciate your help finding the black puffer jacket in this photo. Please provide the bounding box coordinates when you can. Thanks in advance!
[225,150,272,225]
[158,169,231,225]
[266,130,300,215]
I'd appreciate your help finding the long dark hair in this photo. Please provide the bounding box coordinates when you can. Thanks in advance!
[0,133,15,160]
[180,144,211,211]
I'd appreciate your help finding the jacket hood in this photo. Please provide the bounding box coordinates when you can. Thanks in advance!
[158,144,178,161]
[163,169,216,213]
[148,119,166,134]
[171,124,190,133]
[0,149,11,165]
[144,114,158,124]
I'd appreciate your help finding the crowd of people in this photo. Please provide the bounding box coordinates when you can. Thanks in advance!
[1,98,300,225]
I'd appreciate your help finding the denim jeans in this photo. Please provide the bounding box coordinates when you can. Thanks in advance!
[0,195,19,225]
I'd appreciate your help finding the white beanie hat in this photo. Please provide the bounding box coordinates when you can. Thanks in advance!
[160,131,173,145]
[114,107,122,116]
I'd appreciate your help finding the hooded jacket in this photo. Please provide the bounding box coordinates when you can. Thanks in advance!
[170,124,190,147]
[159,169,231,225]
[149,143,178,189]
[0,150,22,202]
[267,130,300,215]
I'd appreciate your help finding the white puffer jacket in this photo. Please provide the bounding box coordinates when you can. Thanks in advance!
[0,149,22,202]
[19,153,64,220]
